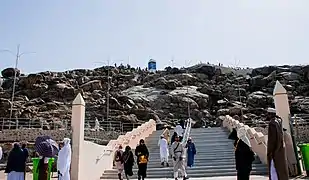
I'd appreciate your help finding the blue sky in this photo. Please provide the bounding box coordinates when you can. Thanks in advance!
[1,0,309,73]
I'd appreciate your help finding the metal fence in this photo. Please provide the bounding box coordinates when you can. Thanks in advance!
[291,115,309,144]
[0,117,142,134]
[0,117,143,145]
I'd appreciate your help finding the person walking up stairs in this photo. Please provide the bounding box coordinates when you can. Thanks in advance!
[171,136,189,180]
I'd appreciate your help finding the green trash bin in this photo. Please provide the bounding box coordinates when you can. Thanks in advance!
[32,158,54,180]
[47,158,55,180]
[299,143,309,176]
[32,158,40,180]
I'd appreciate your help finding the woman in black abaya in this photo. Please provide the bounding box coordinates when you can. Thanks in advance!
[229,128,255,180]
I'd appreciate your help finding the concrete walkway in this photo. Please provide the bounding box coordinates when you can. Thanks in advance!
[0,172,304,180]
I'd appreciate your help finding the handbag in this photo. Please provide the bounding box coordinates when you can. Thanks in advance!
[139,155,148,164]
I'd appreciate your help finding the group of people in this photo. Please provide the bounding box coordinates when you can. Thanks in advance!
[5,138,72,180]
[229,107,298,180]
[113,119,194,180]
[114,139,149,180]
[159,120,196,180]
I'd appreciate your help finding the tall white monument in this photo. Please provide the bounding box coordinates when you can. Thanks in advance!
[71,93,85,180]
[273,80,291,134]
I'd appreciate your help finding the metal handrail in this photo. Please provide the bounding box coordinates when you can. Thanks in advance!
[182,118,192,144]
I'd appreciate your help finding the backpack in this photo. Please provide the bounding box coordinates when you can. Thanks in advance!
[115,150,123,162]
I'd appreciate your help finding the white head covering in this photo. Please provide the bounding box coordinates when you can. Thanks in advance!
[237,127,251,147]
[57,138,72,175]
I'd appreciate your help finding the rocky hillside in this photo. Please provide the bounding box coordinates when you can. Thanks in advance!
[1,64,309,129]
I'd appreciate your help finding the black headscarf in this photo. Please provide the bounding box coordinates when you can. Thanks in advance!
[228,128,238,140]
[135,139,149,158]
[5,143,25,173]
[122,146,134,165]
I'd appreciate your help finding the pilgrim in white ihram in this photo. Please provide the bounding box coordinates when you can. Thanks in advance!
[158,135,169,167]
[57,138,72,180]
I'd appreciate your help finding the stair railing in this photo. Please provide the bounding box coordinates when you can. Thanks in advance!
[182,118,192,144]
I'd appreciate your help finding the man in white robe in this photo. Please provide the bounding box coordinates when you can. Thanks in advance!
[171,136,188,180]
[57,138,72,180]
[158,135,169,167]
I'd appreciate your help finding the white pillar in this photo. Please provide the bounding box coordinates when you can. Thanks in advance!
[71,93,85,180]
[273,80,291,134]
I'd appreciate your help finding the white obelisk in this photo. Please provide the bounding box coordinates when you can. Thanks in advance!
[273,80,291,134]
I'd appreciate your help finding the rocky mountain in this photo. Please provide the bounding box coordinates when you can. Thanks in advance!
[1,64,309,130]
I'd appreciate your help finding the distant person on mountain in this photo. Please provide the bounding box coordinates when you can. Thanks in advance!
[174,123,183,141]
[122,146,134,180]
[158,135,169,167]
[171,136,188,180]
[135,139,149,180]
[114,145,124,180]
[162,127,170,145]
[185,137,196,168]
[267,108,289,180]
[235,127,255,180]
[171,132,177,145]
[283,128,298,177]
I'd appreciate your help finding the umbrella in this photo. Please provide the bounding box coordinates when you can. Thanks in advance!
[35,136,59,157]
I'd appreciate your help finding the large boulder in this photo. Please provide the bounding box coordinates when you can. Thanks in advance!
[251,66,277,77]
[247,91,273,108]
[1,68,21,78]
[80,80,102,92]
[188,64,221,77]
[250,75,268,90]
[18,74,44,89]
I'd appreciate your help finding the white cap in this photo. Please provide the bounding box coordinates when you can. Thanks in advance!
[267,108,276,113]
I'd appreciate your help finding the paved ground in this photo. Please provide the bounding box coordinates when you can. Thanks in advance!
[0,171,58,179]
[0,172,305,179]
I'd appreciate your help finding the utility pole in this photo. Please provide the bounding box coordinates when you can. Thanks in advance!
[106,58,110,121]
[94,58,112,121]
[186,60,191,119]
[232,57,244,122]
[0,45,35,120]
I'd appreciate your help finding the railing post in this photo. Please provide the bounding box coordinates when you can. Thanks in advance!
[2,118,4,131]
[121,122,124,134]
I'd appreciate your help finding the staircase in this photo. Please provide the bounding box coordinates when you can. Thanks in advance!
[101,127,268,179]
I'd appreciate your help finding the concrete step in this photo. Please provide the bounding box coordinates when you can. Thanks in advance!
[147,156,235,162]
[101,168,268,179]
[107,164,266,173]
[112,159,264,169]
[101,171,267,179]
[146,135,230,141]
[146,144,234,149]
[101,127,268,179]
[146,138,232,143]
[149,151,235,157]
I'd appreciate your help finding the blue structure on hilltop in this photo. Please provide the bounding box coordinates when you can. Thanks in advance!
[148,59,156,73]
